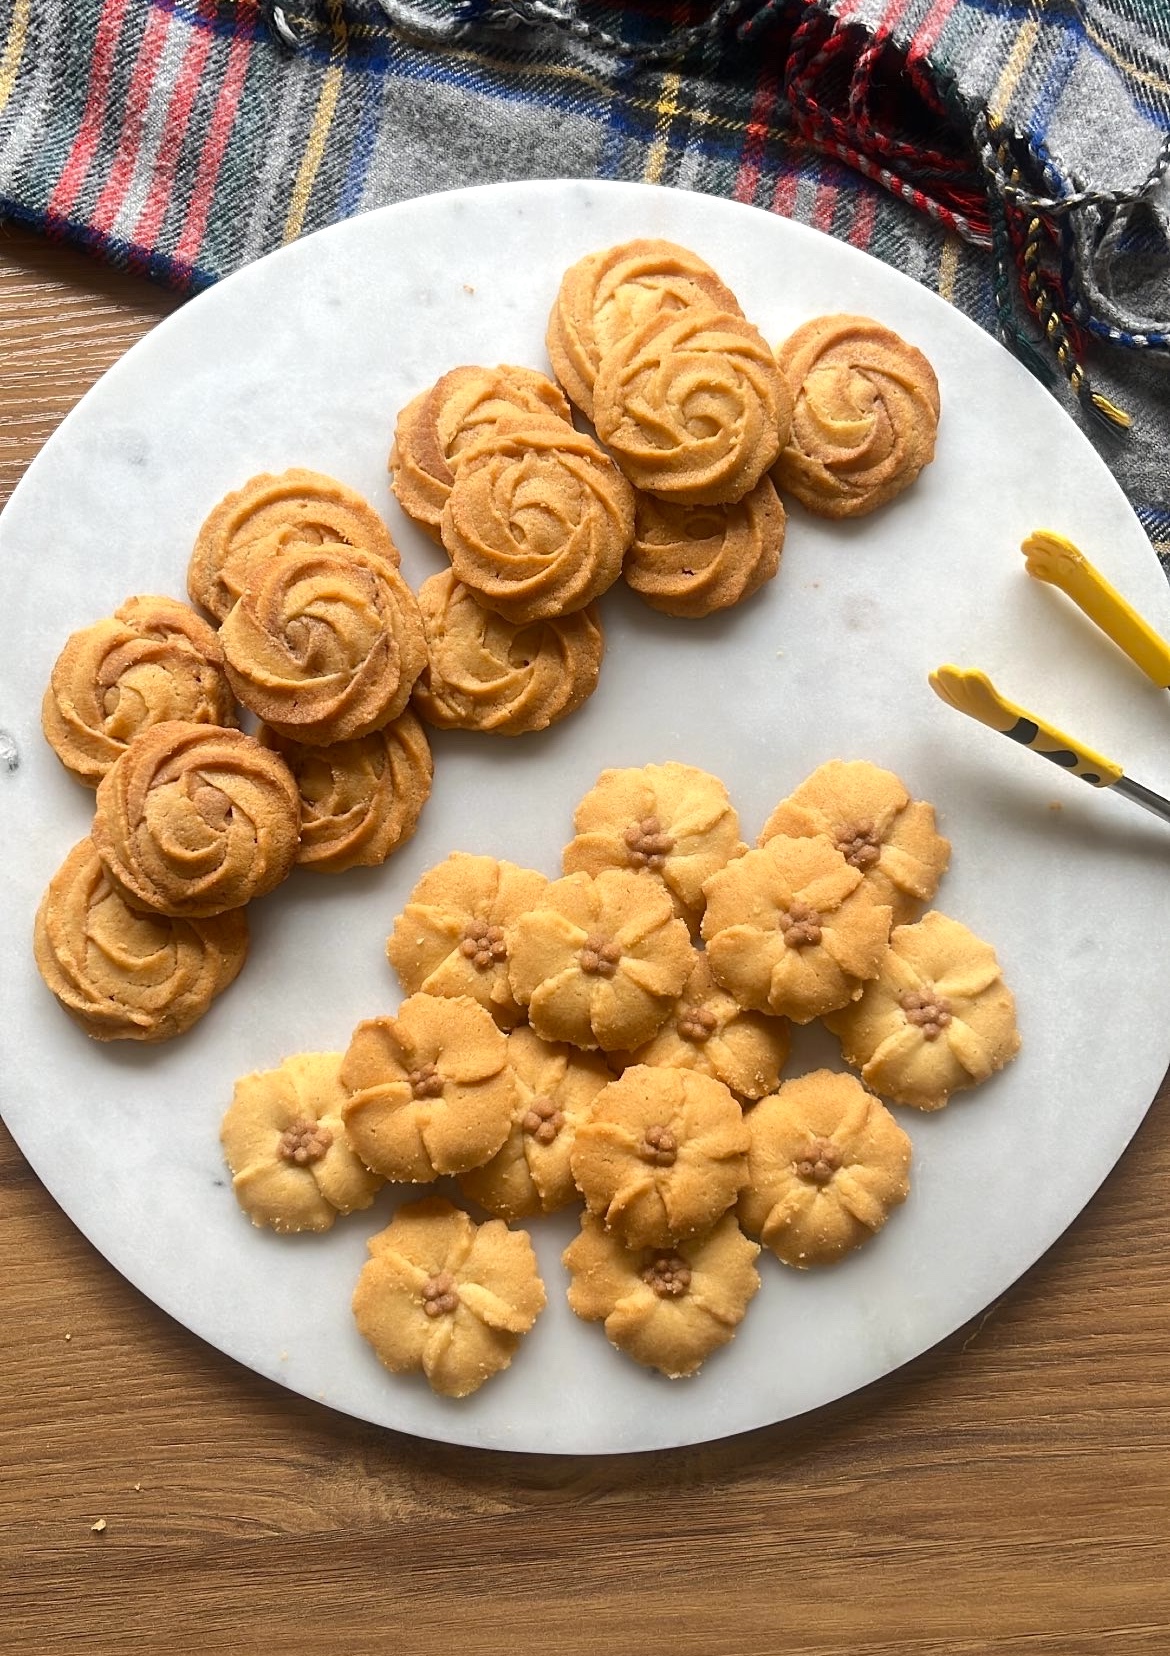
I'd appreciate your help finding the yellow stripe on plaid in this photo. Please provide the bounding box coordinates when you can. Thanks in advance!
[284,3,348,243]
[0,0,30,120]
[938,233,961,303]
[644,73,682,185]
[989,17,1039,121]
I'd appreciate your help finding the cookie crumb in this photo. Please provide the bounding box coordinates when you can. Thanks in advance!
[91,1518,107,1534]
[64,1333,72,1342]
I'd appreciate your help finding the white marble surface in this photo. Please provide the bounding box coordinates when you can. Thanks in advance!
[2,181,1170,1455]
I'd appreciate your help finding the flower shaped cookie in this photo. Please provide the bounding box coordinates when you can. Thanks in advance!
[460,1026,612,1220]
[340,993,517,1181]
[701,834,892,1023]
[593,308,792,505]
[188,468,400,622]
[91,721,300,918]
[738,1070,911,1267]
[34,837,248,1042]
[562,761,746,929]
[261,711,433,873]
[547,238,744,422]
[412,570,604,736]
[353,1197,546,1398]
[42,595,237,787]
[387,852,550,1030]
[563,1211,760,1378]
[219,543,427,743]
[824,910,1020,1110]
[570,1066,750,1249]
[621,954,790,1102]
[439,418,635,623]
[506,868,693,1051]
[391,363,571,537]
[624,478,785,619]
[760,760,950,927]
[221,1052,382,1233]
[772,315,940,518]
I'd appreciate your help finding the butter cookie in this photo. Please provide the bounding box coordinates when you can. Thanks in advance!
[625,479,785,618]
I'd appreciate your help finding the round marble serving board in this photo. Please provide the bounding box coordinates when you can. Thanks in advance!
[3,181,1170,1455]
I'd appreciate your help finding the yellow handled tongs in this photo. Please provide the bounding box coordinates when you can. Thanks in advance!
[929,531,1170,828]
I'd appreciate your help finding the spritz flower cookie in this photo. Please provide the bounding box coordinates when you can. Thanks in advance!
[34,837,248,1042]
[189,468,401,623]
[220,1052,382,1234]
[505,868,694,1052]
[91,721,301,918]
[624,479,785,619]
[340,993,517,1181]
[390,363,572,538]
[824,911,1020,1110]
[772,315,940,518]
[739,1070,912,1267]
[562,760,746,929]
[42,595,237,787]
[412,570,604,736]
[563,1210,760,1378]
[460,1026,611,1220]
[593,308,792,506]
[353,1197,546,1399]
[260,711,433,873]
[387,852,550,1030]
[701,833,892,1023]
[547,239,744,422]
[570,1065,750,1250]
[760,760,950,927]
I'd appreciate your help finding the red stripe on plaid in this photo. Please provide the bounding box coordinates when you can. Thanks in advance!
[812,180,838,232]
[131,7,217,251]
[770,167,802,218]
[847,185,877,248]
[732,69,782,205]
[46,0,133,221]
[174,3,257,267]
[90,6,173,237]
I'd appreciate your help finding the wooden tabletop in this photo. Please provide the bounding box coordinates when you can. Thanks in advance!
[3,223,1169,1656]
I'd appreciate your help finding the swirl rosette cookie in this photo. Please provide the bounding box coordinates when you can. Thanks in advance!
[220,1052,383,1234]
[387,852,550,1030]
[760,760,950,927]
[562,761,745,929]
[340,993,517,1182]
[505,868,694,1052]
[824,911,1020,1110]
[701,833,892,1023]
[619,954,790,1103]
[42,595,237,786]
[353,1197,546,1398]
[564,1211,760,1378]
[460,1027,611,1220]
[391,364,571,537]
[570,1066,750,1250]
[772,315,940,517]
[593,308,792,506]
[219,544,427,742]
[91,721,300,918]
[625,479,785,618]
[412,570,604,736]
[189,469,400,623]
[439,418,635,623]
[739,1070,912,1267]
[547,239,744,422]
[260,711,433,873]
[34,837,248,1042]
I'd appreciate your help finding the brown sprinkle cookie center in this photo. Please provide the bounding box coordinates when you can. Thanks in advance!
[521,1096,566,1145]
[677,1005,719,1043]
[640,1124,678,1167]
[459,917,508,971]
[777,900,823,948]
[421,1270,460,1318]
[900,987,953,1041]
[641,1250,692,1298]
[579,933,622,976]
[794,1136,842,1185]
[623,814,675,872]
[408,1062,446,1099]
[834,818,883,871]
[277,1119,334,1166]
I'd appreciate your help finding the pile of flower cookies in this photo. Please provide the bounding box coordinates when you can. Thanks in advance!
[220,757,1020,1396]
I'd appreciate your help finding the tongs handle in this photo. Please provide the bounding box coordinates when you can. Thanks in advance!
[929,665,1123,788]
[1022,530,1170,690]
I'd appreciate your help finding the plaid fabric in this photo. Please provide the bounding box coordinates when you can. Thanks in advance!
[0,0,1167,570]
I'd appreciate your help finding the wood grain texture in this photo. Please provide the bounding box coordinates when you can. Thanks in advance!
[3,223,1169,1656]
